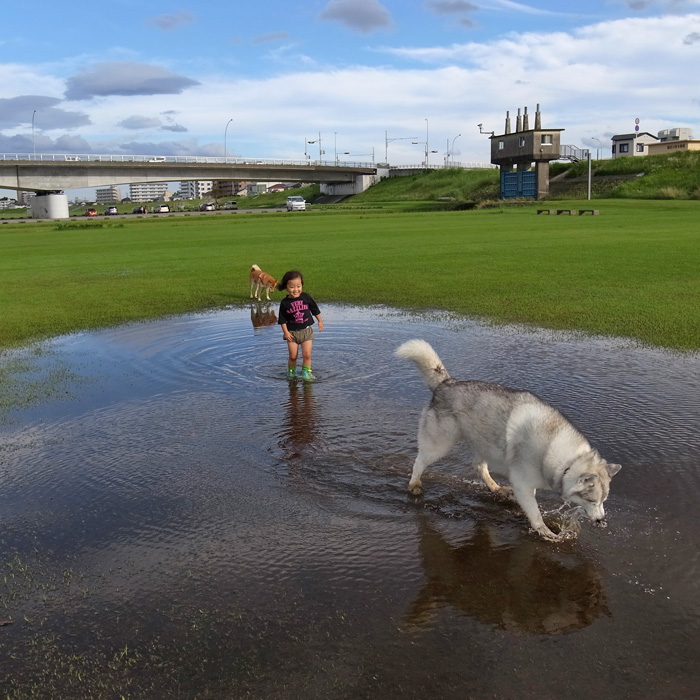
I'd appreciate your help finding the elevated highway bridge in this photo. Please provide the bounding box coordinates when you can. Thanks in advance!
[0,153,382,219]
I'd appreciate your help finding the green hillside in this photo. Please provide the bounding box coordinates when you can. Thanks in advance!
[327,150,700,206]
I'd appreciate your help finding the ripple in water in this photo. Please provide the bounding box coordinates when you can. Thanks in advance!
[0,303,699,698]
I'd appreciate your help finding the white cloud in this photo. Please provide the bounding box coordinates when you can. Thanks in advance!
[2,12,700,166]
[488,0,561,15]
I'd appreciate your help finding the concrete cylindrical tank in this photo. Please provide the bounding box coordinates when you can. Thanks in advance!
[30,193,70,220]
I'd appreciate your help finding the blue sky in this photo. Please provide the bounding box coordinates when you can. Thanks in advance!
[2,0,700,183]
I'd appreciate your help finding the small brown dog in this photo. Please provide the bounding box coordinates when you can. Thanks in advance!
[249,264,277,301]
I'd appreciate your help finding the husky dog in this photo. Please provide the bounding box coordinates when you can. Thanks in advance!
[396,339,621,541]
[249,264,277,301]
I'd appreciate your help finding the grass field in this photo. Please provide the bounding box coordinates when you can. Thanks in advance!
[1,199,698,352]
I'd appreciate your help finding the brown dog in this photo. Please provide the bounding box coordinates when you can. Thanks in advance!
[249,264,277,301]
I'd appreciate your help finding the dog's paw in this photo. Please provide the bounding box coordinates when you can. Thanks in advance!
[493,486,516,503]
[534,525,564,542]
[408,484,423,496]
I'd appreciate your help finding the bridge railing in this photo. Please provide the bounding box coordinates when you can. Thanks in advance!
[0,153,377,168]
[559,145,591,162]
[1,153,497,170]
[391,162,496,170]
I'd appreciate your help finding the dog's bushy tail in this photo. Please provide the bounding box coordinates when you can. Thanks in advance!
[395,339,450,390]
[251,264,261,271]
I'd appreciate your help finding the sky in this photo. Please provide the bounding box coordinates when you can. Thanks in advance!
[2,0,700,197]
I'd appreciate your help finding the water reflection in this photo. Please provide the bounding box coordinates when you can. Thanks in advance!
[404,515,610,635]
[1,304,699,699]
[250,302,277,331]
[279,380,318,463]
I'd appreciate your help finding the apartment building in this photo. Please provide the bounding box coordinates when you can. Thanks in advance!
[179,180,213,199]
[211,180,251,198]
[95,185,121,203]
[130,182,171,201]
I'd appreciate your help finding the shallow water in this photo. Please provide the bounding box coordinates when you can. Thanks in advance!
[1,304,698,699]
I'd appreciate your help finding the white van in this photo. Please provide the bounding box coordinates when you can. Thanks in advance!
[286,196,306,211]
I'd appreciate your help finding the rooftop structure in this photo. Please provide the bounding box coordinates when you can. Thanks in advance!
[489,104,563,199]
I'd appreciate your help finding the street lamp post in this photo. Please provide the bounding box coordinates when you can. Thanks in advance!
[413,119,438,167]
[449,133,461,166]
[425,118,430,167]
[306,133,323,162]
[32,110,36,157]
[306,138,316,162]
[343,148,375,163]
[384,131,419,163]
[224,118,233,160]
[411,139,438,167]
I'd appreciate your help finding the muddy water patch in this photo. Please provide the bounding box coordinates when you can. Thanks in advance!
[0,304,698,699]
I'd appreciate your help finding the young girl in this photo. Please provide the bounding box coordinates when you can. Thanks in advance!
[277,270,323,380]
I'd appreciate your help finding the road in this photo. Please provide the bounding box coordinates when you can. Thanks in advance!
[1,207,294,224]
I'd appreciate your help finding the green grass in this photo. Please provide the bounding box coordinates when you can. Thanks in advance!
[1,198,698,352]
[550,150,700,200]
[351,167,500,203]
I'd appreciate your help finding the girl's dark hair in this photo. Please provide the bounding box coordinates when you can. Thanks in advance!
[277,270,303,291]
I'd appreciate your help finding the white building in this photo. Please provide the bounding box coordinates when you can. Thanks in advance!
[95,185,121,203]
[611,132,658,158]
[130,182,171,201]
[0,196,19,209]
[657,127,693,142]
[180,180,213,199]
[18,191,36,205]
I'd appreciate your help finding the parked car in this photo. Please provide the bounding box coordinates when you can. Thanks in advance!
[84,208,97,217]
[199,202,216,211]
[223,201,238,210]
[104,206,119,215]
[132,205,147,214]
[153,204,170,213]
[286,196,306,211]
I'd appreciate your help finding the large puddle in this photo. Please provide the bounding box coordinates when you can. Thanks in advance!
[1,304,698,698]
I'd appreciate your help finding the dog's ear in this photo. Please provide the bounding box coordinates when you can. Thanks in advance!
[577,473,599,490]
[605,462,622,478]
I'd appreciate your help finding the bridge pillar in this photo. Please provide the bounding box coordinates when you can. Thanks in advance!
[320,165,389,196]
[30,193,69,220]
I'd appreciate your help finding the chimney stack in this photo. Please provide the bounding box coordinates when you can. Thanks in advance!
[523,106,529,131]
[535,103,541,130]
[516,108,522,132]
[505,110,511,134]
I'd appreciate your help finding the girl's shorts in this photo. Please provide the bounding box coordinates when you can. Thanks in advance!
[289,326,314,344]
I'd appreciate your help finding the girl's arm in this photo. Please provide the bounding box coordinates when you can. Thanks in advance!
[280,322,294,342]
[315,314,323,332]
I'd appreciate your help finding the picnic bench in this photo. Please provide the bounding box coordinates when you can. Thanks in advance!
[536,209,600,216]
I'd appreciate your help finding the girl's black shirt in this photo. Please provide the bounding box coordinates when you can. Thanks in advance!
[278,292,321,331]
